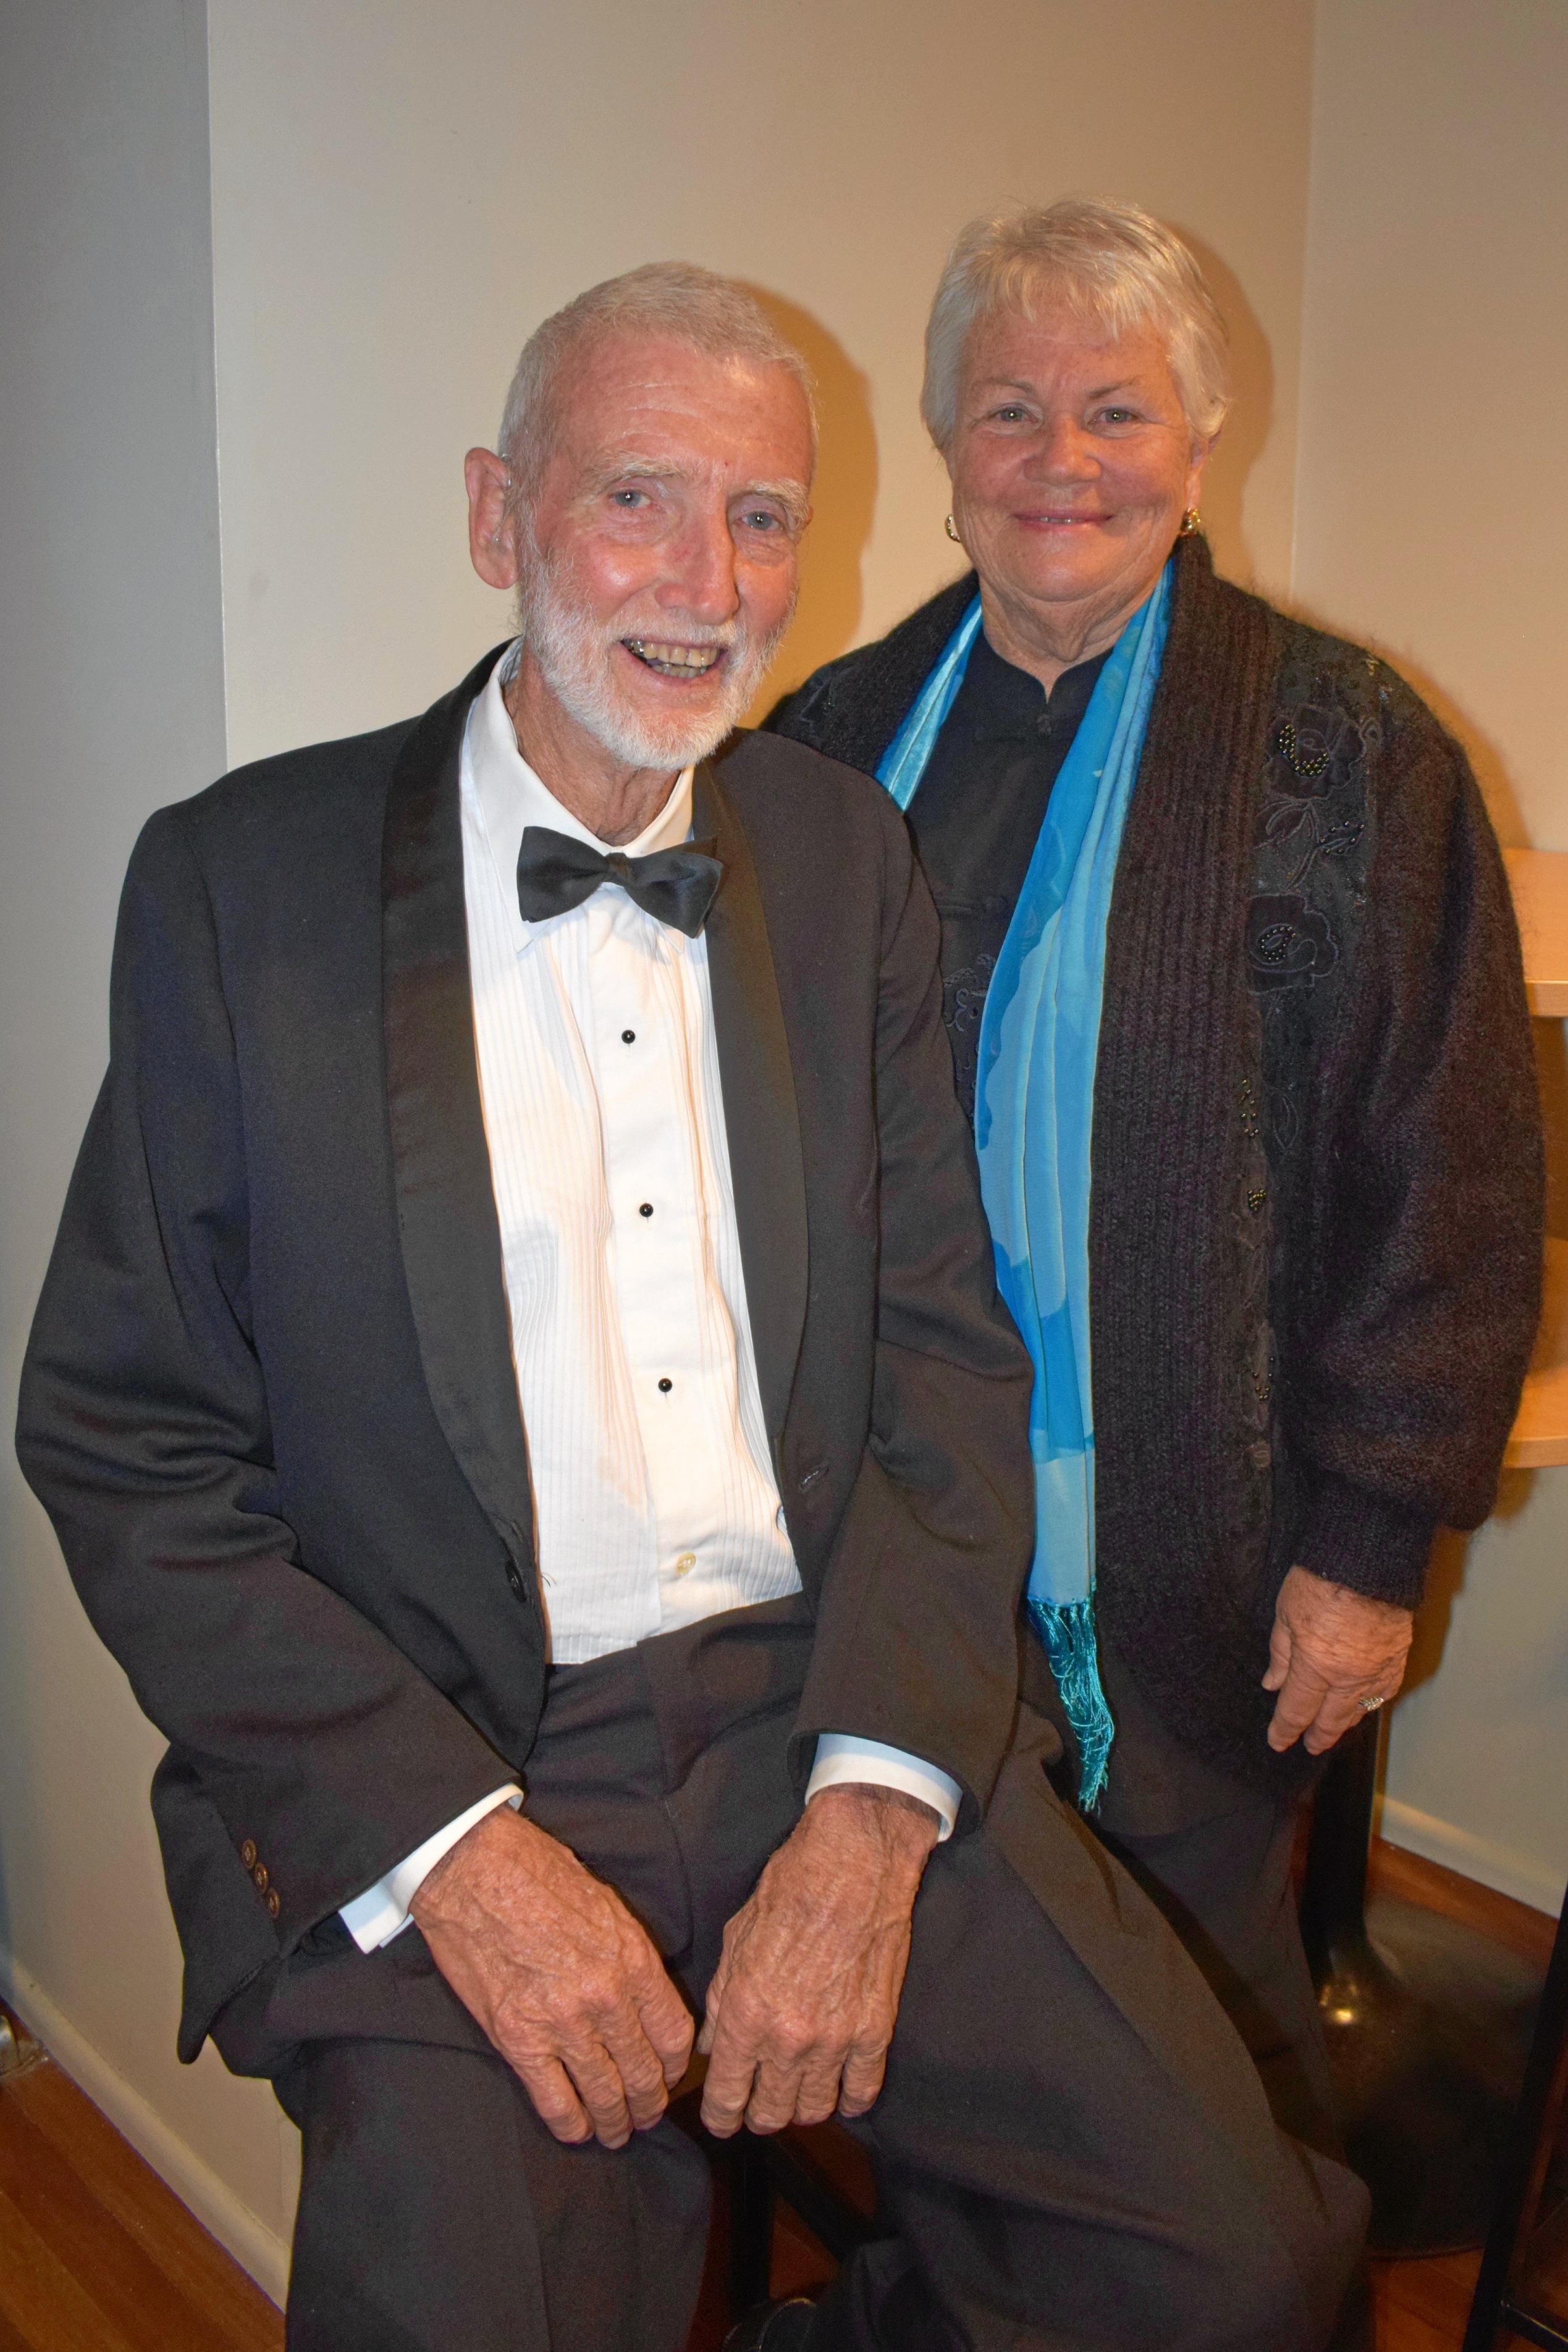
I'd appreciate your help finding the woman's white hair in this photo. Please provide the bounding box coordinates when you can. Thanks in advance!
[921,198,1231,452]
[498,261,814,492]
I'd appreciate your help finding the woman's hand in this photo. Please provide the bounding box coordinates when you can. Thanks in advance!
[1263,1564,1414,1755]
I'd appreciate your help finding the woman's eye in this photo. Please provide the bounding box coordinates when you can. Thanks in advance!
[1095,408,1137,426]
[992,406,1029,424]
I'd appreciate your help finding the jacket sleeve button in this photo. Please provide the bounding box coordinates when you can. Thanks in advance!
[266,1890,281,1919]
[240,1840,257,1869]
[252,1863,269,1892]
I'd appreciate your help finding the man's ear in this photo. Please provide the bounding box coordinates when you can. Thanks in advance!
[465,446,520,590]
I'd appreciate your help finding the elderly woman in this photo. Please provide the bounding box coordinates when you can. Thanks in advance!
[775,198,1543,2149]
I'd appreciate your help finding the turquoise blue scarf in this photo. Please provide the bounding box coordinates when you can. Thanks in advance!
[877,565,1173,1807]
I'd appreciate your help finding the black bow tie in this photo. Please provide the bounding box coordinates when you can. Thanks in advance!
[515,826,723,938]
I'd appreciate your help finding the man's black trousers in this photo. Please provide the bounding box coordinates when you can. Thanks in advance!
[215,1600,1370,2351]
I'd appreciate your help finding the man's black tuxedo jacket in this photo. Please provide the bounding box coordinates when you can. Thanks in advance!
[17,647,1034,2060]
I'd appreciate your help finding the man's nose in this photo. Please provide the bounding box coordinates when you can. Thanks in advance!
[655,511,742,625]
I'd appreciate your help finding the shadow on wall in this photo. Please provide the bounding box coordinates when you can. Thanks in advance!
[742,287,879,710]
[1403,1517,1504,1706]
[1171,226,1274,592]
[0,1797,10,1973]
[0,1485,32,1977]
[1401,1368,1562,1714]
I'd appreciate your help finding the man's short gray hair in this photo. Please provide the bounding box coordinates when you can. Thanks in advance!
[921,198,1231,452]
[498,262,815,491]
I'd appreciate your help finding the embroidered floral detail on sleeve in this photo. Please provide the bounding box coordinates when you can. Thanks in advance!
[1246,892,1338,988]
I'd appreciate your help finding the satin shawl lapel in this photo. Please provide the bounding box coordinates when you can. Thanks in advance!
[382,648,536,1562]
[694,758,809,1446]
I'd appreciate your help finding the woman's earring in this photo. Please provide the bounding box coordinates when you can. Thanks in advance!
[1179,507,1202,536]
[944,514,963,544]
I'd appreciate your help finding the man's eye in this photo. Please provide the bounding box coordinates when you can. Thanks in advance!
[740,508,782,533]
[610,488,648,509]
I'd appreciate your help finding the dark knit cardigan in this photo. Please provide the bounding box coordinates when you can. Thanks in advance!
[773,534,1544,1789]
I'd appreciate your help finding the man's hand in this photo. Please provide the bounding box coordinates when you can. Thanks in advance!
[1263,1564,1414,1755]
[410,1805,693,2149]
[698,1783,939,2139]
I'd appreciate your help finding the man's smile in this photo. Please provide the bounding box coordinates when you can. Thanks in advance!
[622,638,727,677]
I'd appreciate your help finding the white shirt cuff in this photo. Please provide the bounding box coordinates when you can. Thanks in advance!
[339,1785,521,1954]
[805,1735,960,1841]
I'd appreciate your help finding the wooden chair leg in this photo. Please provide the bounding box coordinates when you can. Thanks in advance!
[727,2131,775,2314]
[1462,1890,1568,2352]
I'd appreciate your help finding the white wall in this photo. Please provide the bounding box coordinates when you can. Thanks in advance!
[0,0,299,2296]
[204,0,1315,765]
[1294,0,1568,1914]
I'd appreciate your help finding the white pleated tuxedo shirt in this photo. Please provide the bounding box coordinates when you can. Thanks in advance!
[341,647,958,1952]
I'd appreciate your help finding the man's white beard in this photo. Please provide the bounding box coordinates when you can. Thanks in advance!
[515,540,792,770]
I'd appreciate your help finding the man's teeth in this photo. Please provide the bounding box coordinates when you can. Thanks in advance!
[625,639,723,675]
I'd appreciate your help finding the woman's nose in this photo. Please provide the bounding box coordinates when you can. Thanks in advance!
[1026,416,1098,482]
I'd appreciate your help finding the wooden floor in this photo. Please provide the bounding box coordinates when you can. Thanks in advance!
[0,1838,1559,2351]
[0,2029,281,2351]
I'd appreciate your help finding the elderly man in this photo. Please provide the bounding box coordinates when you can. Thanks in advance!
[19,265,1368,2352]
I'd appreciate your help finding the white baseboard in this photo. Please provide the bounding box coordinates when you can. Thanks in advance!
[0,1949,289,2308]
[1378,1797,1566,1920]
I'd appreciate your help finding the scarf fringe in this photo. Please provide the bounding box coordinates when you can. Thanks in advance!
[1027,1596,1113,1813]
